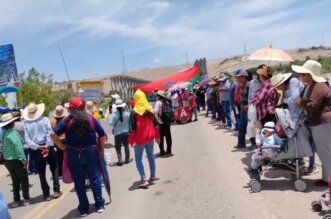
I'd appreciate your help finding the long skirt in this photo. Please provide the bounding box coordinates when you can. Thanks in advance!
[310,122,331,181]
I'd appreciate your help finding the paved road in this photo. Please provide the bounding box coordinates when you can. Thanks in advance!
[0,113,327,218]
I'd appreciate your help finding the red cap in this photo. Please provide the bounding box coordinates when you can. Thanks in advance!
[69,97,85,110]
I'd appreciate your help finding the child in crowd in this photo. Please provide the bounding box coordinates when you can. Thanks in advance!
[246,122,283,178]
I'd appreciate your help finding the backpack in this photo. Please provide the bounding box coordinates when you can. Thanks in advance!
[161,100,175,124]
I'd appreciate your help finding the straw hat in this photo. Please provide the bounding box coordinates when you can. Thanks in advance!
[23,103,45,121]
[218,73,231,82]
[256,66,268,77]
[0,113,19,128]
[114,99,126,108]
[271,73,292,88]
[291,60,326,83]
[53,105,68,118]
[157,90,168,99]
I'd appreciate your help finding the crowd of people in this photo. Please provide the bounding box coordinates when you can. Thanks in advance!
[196,60,331,190]
[1,59,331,217]
[0,84,178,217]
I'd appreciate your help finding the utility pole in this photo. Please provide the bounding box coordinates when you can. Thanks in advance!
[186,50,189,67]
[58,45,73,94]
[243,43,247,57]
[121,51,127,75]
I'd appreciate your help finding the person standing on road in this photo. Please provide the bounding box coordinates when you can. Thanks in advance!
[23,103,62,202]
[189,91,198,121]
[51,97,106,216]
[155,90,173,156]
[1,113,30,208]
[293,60,331,187]
[235,70,251,148]
[109,99,131,166]
[129,90,160,187]
[218,73,232,129]
[50,105,68,179]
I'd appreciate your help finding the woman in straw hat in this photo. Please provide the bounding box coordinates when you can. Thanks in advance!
[51,97,106,216]
[292,60,331,186]
[1,113,30,207]
[271,72,318,175]
[50,105,68,178]
[23,103,62,201]
[109,99,131,166]
[251,64,278,126]
[129,89,160,188]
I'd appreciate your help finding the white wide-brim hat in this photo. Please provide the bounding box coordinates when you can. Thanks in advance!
[271,73,292,88]
[292,60,326,83]
[114,99,126,108]
[0,113,20,128]
[22,103,45,121]
[53,105,68,118]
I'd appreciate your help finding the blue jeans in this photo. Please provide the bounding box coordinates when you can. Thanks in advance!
[134,141,156,180]
[232,104,240,130]
[238,111,248,146]
[68,147,104,214]
[222,101,232,127]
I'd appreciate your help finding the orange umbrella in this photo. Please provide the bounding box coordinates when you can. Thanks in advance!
[248,48,293,62]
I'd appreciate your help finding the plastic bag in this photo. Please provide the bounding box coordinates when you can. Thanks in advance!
[247,104,257,138]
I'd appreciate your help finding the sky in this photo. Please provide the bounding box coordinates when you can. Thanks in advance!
[1,0,331,82]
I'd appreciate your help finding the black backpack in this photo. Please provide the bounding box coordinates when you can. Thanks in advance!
[161,100,175,124]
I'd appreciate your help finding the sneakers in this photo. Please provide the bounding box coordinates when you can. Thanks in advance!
[97,207,105,213]
[23,199,30,206]
[52,192,63,199]
[43,196,52,201]
[150,177,160,182]
[305,166,319,175]
[12,201,20,208]
[138,180,149,188]
[224,125,232,130]
[80,212,88,217]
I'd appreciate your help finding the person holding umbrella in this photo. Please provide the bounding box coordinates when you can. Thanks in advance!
[51,97,106,217]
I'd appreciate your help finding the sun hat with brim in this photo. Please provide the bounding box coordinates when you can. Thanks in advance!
[111,94,120,100]
[54,105,68,118]
[256,66,268,77]
[291,60,326,83]
[114,99,126,108]
[0,113,19,128]
[157,90,168,99]
[271,73,292,88]
[218,74,231,82]
[23,103,45,121]
[261,121,275,133]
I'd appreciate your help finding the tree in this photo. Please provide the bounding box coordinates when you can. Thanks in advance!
[17,67,59,115]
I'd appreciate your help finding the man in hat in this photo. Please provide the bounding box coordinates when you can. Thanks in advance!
[154,90,173,156]
[106,94,121,119]
[218,73,232,129]
[50,105,68,179]
[23,103,62,201]
[234,70,253,148]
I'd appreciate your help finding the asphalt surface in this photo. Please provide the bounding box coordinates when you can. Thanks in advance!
[0,113,329,219]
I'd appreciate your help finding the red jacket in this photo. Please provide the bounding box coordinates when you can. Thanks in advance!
[129,113,160,145]
[189,95,197,108]
[234,83,241,104]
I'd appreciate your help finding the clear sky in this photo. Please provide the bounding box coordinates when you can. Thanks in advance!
[1,0,330,81]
